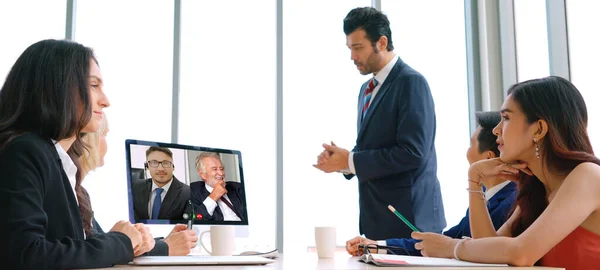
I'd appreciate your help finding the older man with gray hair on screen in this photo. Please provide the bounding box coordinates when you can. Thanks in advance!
[190,152,246,221]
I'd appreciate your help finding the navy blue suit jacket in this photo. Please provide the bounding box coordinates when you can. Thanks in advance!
[386,182,517,256]
[345,57,446,240]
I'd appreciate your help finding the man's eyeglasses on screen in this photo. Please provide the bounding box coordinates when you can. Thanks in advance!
[147,160,173,168]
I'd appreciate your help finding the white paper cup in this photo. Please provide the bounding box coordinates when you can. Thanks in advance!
[315,227,336,259]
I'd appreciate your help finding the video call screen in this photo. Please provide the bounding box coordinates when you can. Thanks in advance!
[125,139,248,225]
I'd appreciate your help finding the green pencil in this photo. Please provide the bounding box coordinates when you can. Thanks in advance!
[388,205,420,232]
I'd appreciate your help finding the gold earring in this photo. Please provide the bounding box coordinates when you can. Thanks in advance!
[534,138,540,159]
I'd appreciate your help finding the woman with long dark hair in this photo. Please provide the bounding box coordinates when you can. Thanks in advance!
[412,76,600,269]
[0,39,154,269]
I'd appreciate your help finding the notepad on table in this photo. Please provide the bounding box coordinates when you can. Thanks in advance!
[360,254,508,267]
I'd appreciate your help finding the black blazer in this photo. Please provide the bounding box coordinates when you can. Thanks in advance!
[132,177,191,221]
[190,181,246,222]
[91,217,169,256]
[0,133,133,269]
[87,186,169,256]
[344,57,446,240]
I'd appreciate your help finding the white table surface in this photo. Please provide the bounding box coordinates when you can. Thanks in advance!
[89,251,564,270]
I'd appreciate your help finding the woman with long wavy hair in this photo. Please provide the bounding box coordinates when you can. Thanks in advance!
[412,76,600,269]
[0,39,154,269]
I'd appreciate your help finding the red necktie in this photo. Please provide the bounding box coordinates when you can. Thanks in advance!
[362,77,379,118]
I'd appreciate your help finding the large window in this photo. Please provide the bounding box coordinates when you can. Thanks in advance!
[514,0,550,82]
[380,0,470,232]
[0,0,498,252]
[283,0,371,253]
[567,0,600,151]
[179,0,277,249]
[0,0,66,86]
[75,0,174,231]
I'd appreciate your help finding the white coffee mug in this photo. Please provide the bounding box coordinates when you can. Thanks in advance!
[315,226,336,259]
[199,225,235,256]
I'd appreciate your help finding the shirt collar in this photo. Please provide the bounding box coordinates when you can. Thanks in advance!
[373,55,399,85]
[485,180,511,200]
[151,178,173,194]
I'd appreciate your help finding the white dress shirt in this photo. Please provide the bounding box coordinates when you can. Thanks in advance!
[347,55,399,174]
[148,178,173,218]
[483,180,511,200]
[52,140,84,238]
[203,184,241,221]
[52,140,78,204]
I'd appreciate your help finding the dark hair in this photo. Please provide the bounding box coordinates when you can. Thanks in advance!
[475,111,501,157]
[0,39,98,237]
[0,39,95,148]
[506,76,600,239]
[343,7,394,51]
[146,146,173,159]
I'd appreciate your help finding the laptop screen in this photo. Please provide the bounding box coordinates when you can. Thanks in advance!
[125,139,248,225]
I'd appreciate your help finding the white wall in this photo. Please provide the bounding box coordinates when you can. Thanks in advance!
[178,0,276,248]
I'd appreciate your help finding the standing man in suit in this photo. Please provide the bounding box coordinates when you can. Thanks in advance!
[314,7,446,240]
[132,146,191,221]
[190,152,246,221]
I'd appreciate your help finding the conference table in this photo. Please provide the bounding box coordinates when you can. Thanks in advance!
[96,251,564,270]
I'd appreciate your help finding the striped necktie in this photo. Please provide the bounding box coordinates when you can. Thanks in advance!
[221,197,242,220]
[362,77,379,118]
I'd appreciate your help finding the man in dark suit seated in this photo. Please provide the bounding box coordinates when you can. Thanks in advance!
[132,146,191,221]
[190,152,246,221]
[346,111,517,256]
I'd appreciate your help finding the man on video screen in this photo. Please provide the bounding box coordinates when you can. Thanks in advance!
[132,146,191,221]
[190,152,245,221]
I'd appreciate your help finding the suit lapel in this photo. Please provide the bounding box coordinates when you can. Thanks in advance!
[356,83,368,132]
[224,185,243,220]
[199,181,211,199]
[160,178,183,218]
[137,179,152,218]
[357,59,404,142]
[53,155,85,239]
[487,194,500,210]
